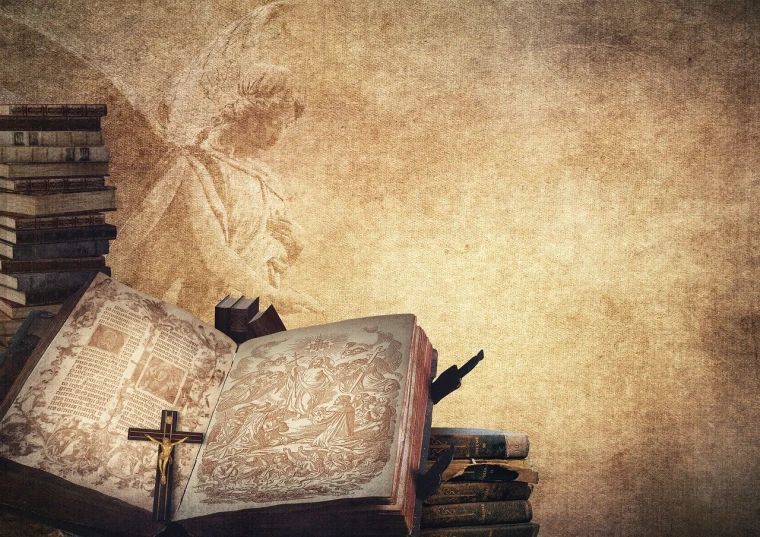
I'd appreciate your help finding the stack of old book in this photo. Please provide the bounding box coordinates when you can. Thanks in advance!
[421,428,540,537]
[0,104,115,347]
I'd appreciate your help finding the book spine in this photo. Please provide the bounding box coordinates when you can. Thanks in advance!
[0,146,109,163]
[0,161,110,178]
[0,176,106,192]
[0,268,110,291]
[0,104,107,117]
[0,118,102,131]
[0,239,110,261]
[0,131,104,147]
[4,224,117,245]
[229,307,251,344]
[424,482,533,505]
[422,501,532,528]
[0,213,107,230]
[420,523,540,537]
[0,256,106,274]
[429,430,529,459]
[0,188,116,215]
[0,285,81,306]
[444,464,538,484]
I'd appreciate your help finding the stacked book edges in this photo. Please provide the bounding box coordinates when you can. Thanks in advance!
[0,104,113,348]
[422,428,540,537]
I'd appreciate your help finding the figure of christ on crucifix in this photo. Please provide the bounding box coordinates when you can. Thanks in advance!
[127,410,203,522]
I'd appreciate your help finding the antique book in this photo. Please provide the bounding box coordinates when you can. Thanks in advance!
[0,117,102,131]
[0,283,82,307]
[428,428,530,460]
[423,482,533,506]
[419,523,540,537]
[0,104,107,117]
[0,223,117,244]
[213,294,239,336]
[0,273,437,537]
[0,175,107,192]
[0,267,110,291]
[0,130,104,147]
[0,255,107,273]
[421,501,533,528]
[0,187,116,215]
[0,311,24,336]
[0,237,111,260]
[248,304,288,339]
[0,161,109,178]
[433,460,538,485]
[229,296,259,344]
[0,297,62,319]
[0,146,110,163]
[0,211,107,230]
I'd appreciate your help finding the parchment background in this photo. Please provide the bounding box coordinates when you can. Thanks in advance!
[1,1,758,536]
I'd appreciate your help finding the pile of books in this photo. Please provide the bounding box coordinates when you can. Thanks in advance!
[421,428,540,537]
[0,104,115,348]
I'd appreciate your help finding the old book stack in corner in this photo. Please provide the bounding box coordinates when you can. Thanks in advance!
[421,428,540,537]
[0,104,115,348]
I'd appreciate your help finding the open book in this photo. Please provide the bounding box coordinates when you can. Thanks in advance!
[0,273,436,537]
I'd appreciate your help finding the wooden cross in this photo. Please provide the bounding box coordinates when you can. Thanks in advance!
[127,410,204,522]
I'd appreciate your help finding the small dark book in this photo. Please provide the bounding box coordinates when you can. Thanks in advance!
[213,294,238,337]
[429,428,530,460]
[428,459,538,485]
[247,304,287,339]
[0,255,107,274]
[420,523,540,537]
[421,501,533,528]
[229,296,259,344]
[0,284,83,307]
[0,268,110,294]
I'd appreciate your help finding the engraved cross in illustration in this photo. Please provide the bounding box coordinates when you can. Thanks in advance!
[127,410,204,522]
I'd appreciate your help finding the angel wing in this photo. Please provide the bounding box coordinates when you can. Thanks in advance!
[163,0,294,146]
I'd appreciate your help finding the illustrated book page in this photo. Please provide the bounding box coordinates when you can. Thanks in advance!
[0,273,236,511]
[176,314,417,519]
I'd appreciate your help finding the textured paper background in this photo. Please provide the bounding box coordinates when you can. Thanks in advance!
[1,1,758,536]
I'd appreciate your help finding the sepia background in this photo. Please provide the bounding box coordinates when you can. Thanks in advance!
[1,1,758,536]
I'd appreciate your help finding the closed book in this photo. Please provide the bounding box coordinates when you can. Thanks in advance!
[428,460,539,484]
[0,223,117,245]
[0,146,109,163]
[0,131,104,147]
[0,312,23,337]
[422,501,532,528]
[214,295,239,337]
[0,176,107,192]
[424,482,533,506]
[0,268,110,291]
[0,104,107,117]
[0,238,110,260]
[0,188,116,216]
[420,523,540,537]
[0,117,101,131]
[230,296,259,344]
[0,212,107,230]
[0,297,62,320]
[0,161,109,178]
[429,428,530,460]
[247,304,287,339]
[0,284,82,307]
[0,255,107,274]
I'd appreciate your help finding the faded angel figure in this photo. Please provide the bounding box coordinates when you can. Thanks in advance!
[112,64,320,321]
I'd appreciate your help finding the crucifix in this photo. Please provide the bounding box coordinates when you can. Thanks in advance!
[127,410,204,522]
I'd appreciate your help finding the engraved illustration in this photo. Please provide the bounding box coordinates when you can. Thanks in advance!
[193,327,405,504]
[137,356,186,406]
[88,324,127,355]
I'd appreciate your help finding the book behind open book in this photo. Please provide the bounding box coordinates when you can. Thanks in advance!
[0,273,436,537]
